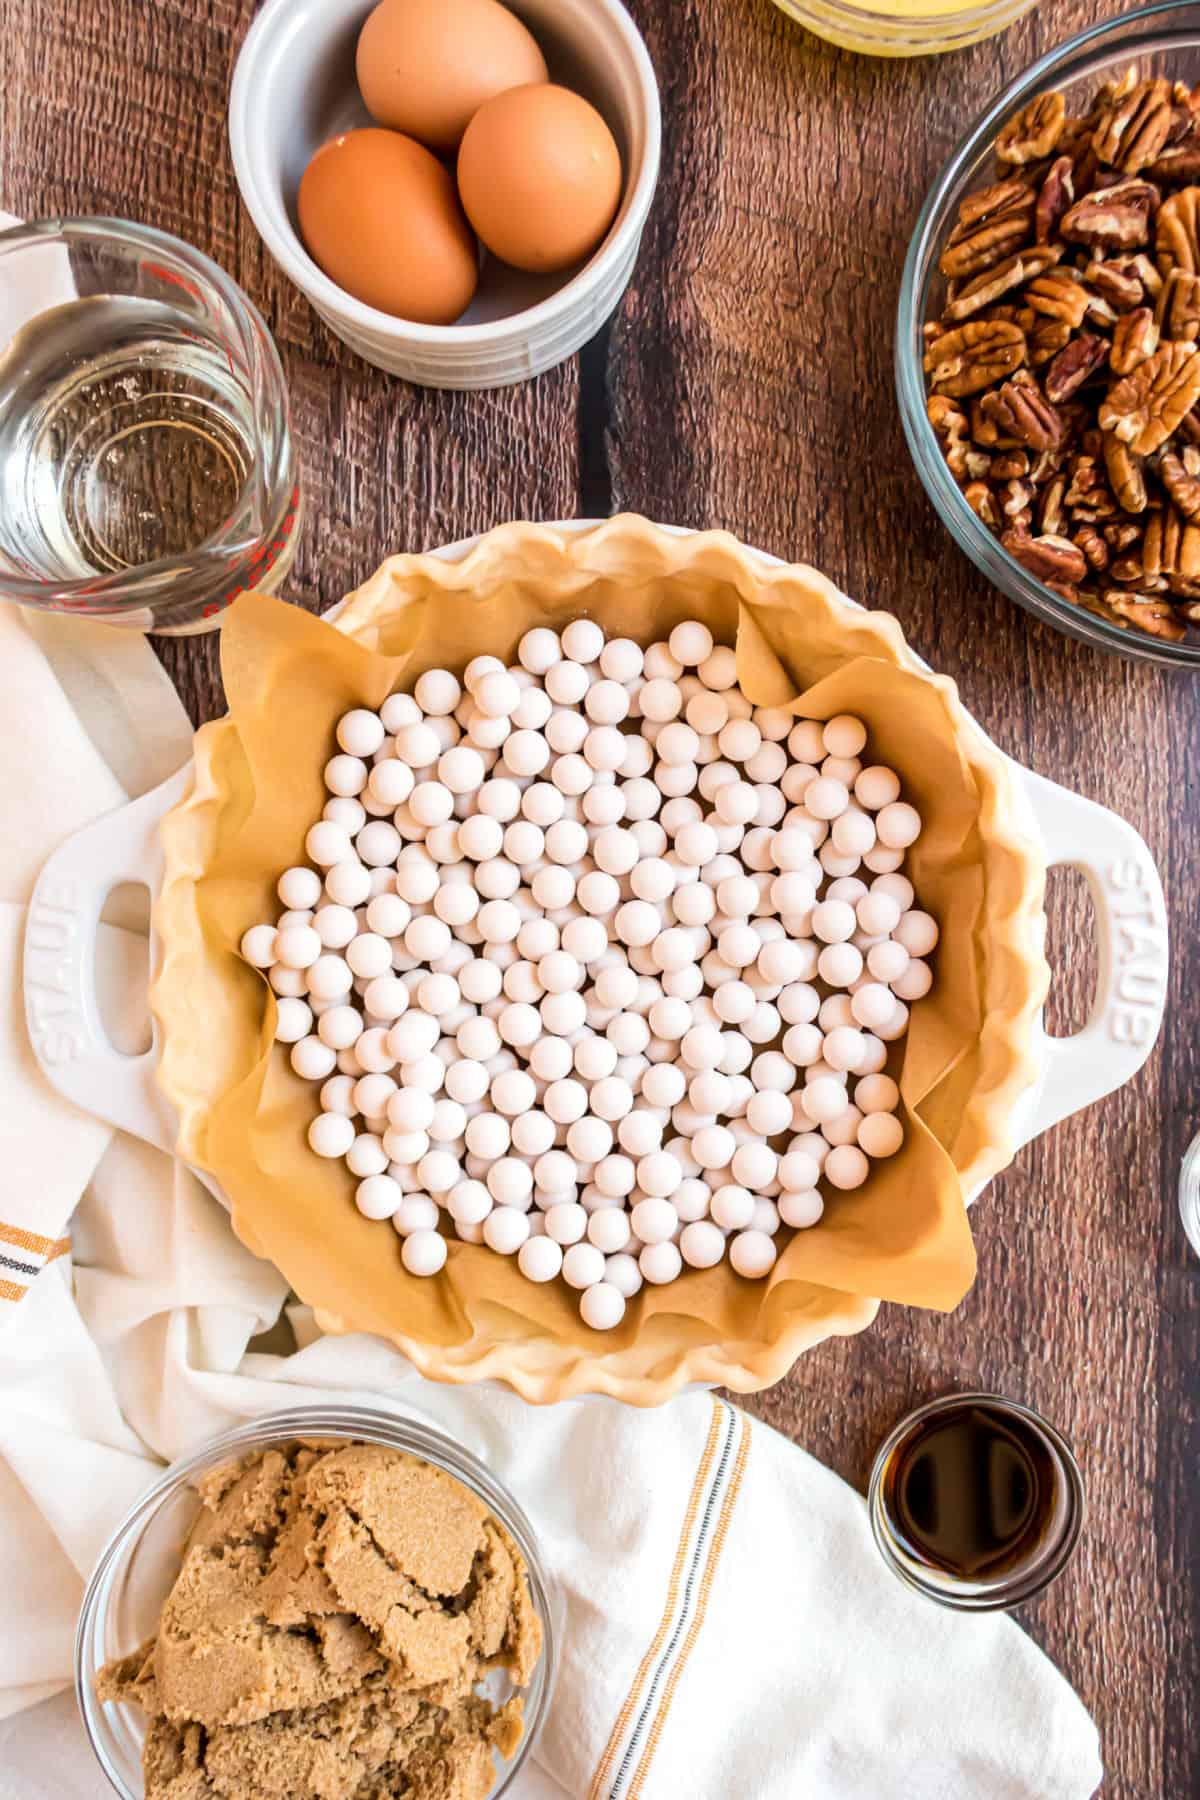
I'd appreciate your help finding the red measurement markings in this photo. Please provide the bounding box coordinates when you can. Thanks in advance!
[41,485,301,623]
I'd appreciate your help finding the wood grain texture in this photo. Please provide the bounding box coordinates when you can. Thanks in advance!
[1,0,1196,1795]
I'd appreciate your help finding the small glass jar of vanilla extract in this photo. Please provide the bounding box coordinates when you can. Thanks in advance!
[868,1393,1084,1611]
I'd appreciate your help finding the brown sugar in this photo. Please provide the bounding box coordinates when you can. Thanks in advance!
[97,1442,542,1800]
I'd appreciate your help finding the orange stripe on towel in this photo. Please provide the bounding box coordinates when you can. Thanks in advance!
[627,1409,753,1799]
[0,1219,68,1258]
[588,1397,725,1800]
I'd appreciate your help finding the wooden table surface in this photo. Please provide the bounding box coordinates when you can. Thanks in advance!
[2,0,1197,1793]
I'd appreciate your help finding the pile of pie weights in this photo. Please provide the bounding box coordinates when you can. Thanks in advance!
[241,620,938,1332]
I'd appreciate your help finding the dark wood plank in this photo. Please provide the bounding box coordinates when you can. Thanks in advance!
[607,3,1198,1796]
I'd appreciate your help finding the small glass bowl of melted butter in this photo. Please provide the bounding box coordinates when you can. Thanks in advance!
[868,1392,1085,1611]
[769,0,1036,57]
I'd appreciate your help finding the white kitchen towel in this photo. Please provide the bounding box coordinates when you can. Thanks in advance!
[0,606,193,1309]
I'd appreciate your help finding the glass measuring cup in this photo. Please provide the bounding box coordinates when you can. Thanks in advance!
[0,218,300,635]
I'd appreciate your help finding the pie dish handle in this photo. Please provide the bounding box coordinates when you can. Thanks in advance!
[23,767,191,1151]
[1016,767,1168,1145]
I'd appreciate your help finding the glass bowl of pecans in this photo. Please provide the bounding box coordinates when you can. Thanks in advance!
[898,2,1200,666]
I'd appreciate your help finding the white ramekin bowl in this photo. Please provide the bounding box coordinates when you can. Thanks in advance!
[229,0,661,389]
[76,1406,560,1799]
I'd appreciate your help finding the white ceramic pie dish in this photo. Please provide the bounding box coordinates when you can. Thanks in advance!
[23,524,1169,1320]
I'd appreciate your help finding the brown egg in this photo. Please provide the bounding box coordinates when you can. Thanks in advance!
[457,84,623,276]
[298,129,478,325]
[356,0,548,155]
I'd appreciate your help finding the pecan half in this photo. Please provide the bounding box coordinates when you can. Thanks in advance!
[1102,431,1149,512]
[1001,529,1088,583]
[1031,446,1068,485]
[1108,252,1165,299]
[1165,100,1197,145]
[1110,553,1154,585]
[1156,267,1200,341]
[942,184,1036,279]
[990,450,1030,480]
[1084,259,1145,312]
[926,394,973,479]
[1074,524,1110,570]
[1027,317,1073,366]
[941,247,1061,322]
[924,320,1028,397]
[1057,114,1091,157]
[1110,307,1160,375]
[969,397,1020,448]
[1105,593,1187,639]
[1084,290,1120,330]
[1073,588,1116,621]
[1104,520,1145,552]
[1061,179,1161,250]
[1045,333,1109,402]
[963,481,1000,528]
[1143,502,1200,582]
[980,376,1064,449]
[929,395,989,482]
[1157,185,1200,273]
[1065,453,1117,515]
[998,93,1067,165]
[1073,146,1104,201]
[1091,67,1138,116]
[957,175,1035,229]
[1025,268,1088,327]
[1170,81,1200,126]
[979,302,1035,328]
[1093,77,1173,174]
[926,393,967,433]
[1159,447,1200,520]
[999,478,1036,522]
[1146,143,1200,187]
[1036,156,1075,245]
[1100,340,1200,453]
[1039,474,1067,535]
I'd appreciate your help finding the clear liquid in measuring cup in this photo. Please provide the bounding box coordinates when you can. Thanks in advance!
[0,294,257,581]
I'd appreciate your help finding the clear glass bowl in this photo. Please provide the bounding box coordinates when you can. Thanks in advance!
[897,2,1200,668]
[75,1405,559,1799]
[771,0,1035,57]
[0,217,300,635]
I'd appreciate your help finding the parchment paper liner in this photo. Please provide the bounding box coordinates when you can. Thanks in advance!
[153,517,1048,1405]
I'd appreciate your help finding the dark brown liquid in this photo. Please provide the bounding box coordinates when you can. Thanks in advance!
[880,1402,1060,1580]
